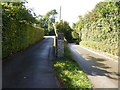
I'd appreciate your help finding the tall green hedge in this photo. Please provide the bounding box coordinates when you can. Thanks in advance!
[2,18,44,58]
[2,2,44,58]
[73,1,119,56]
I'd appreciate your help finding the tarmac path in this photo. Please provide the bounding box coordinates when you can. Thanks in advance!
[68,44,119,88]
[3,37,59,88]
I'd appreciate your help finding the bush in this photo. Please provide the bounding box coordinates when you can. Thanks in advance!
[73,1,119,56]
[80,41,118,56]
[2,18,44,58]
[55,20,73,43]
[2,2,44,58]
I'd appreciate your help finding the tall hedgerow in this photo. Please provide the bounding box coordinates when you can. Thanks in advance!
[2,2,44,58]
[73,1,119,56]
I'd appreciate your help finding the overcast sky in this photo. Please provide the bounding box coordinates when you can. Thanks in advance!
[25,0,104,25]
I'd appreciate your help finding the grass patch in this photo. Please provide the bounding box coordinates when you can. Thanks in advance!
[53,42,93,88]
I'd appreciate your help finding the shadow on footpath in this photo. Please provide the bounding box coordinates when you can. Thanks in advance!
[68,44,119,82]
[76,55,119,81]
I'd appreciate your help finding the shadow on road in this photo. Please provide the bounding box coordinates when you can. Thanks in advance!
[68,44,119,88]
[83,56,118,81]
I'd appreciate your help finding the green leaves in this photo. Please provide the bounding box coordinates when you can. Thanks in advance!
[2,2,36,24]
[55,20,73,42]
[53,44,92,88]
[73,1,119,56]
[2,2,44,58]
[37,9,58,35]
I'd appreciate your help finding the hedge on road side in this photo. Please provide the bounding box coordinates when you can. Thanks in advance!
[72,1,119,56]
[2,2,44,58]
[2,18,44,58]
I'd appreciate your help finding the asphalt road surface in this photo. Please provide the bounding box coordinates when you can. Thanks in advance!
[3,37,59,88]
[68,44,119,88]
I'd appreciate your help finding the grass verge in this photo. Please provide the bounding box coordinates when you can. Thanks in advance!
[53,42,93,88]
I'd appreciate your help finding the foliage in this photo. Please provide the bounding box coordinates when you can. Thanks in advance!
[53,42,93,88]
[55,20,73,42]
[2,2,37,24]
[36,9,58,35]
[2,2,44,58]
[73,1,119,56]
[80,41,118,56]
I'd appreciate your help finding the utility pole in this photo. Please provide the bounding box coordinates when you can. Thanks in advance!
[59,6,61,21]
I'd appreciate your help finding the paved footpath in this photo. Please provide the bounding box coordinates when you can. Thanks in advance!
[68,44,119,89]
[3,37,59,88]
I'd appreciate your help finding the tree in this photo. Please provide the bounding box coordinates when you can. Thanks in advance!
[71,16,84,44]
[2,2,37,25]
[55,20,73,42]
[37,9,58,35]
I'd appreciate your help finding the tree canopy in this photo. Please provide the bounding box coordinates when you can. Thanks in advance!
[55,20,73,42]
[37,9,58,35]
[2,2,37,24]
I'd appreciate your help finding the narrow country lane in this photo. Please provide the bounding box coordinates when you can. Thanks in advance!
[3,37,59,88]
[68,44,118,88]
